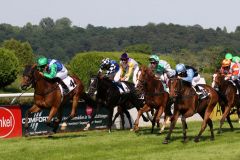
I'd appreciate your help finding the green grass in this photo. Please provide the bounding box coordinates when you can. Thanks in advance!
[1,121,240,160]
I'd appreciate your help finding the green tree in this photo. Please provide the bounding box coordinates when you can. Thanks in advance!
[125,44,152,54]
[0,48,19,88]
[2,39,34,67]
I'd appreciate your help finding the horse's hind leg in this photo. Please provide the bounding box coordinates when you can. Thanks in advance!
[226,113,234,131]
[218,106,232,134]
[24,105,41,136]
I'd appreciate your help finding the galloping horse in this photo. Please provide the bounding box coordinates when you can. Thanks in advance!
[85,75,145,132]
[21,65,87,135]
[163,77,218,144]
[212,71,240,133]
[134,66,170,133]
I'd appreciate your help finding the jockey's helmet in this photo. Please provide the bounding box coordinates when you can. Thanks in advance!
[37,57,48,67]
[221,59,231,67]
[225,53,233,60]
[232,56,240,63]
[149,55,159,63]
[176,63,186,74]
[102,58,110,65]
[120,52,129,61]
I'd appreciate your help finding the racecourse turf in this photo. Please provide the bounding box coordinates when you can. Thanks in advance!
[1,121,240,160]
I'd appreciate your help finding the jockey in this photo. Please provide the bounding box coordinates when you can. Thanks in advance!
[148,54,176,91]
[114,52,139,86]
[175,63,207,99]
[220,59,232,80]
[229,56,240,91]
[37,56,69,94]
[230,56,240,80]
[98,58,119,80]
[225,52,234,68]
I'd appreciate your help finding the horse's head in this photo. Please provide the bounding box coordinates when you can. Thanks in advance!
[168,77,182,98]
[212,71,224,89]
[136,66,154,87]
[20,64,37,90]
[87,75,98,97]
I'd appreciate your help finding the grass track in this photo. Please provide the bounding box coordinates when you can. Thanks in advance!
[1,121,240,160]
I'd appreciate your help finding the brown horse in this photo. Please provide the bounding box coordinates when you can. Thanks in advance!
[163,77,219,144]
[212,72,240,133]
[134,66,170,133]
[20,64,87,135]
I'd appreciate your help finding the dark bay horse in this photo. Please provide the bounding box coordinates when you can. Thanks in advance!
[212,72,240,133]
[20,65,87,135]
[134,66,170,133]
[85,75,145,132]
[163,77,218,144]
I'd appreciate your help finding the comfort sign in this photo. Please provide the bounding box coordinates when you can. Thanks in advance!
[0,106,22,138]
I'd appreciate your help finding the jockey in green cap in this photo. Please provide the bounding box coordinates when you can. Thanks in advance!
[37,56,69,94]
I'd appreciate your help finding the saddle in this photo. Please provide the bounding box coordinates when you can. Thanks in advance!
[193,85,209,100]
[114,81,130,94]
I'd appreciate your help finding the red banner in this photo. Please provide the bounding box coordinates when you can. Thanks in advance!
[0,105,22,138]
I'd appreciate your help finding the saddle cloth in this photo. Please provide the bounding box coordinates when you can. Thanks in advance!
[58,76,77,96]
[116,82,130,94]
[192,85,209,99]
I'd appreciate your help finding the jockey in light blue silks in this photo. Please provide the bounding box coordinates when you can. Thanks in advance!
[175,63,208,99]
[37,56,69,94]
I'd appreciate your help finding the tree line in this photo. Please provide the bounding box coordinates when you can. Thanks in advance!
[1,17,240,62]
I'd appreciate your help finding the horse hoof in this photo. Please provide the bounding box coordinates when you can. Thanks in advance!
[130,129,134,132]
[183,137,189,143]
[217,130,222,134]
[83,124,90,131]
[134,127,139,132]
[60,122,67,130]
[25,133,30,137]
[162,139,169,144]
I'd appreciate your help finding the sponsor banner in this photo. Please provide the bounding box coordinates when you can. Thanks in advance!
[0,105,22,138]
[21,101,109,136]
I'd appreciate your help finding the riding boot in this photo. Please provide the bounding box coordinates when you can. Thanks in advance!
[58,78,69,94]
[234,80,240,94]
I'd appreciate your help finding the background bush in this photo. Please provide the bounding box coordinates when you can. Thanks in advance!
[69,51,175,88]
[0,48,19,88]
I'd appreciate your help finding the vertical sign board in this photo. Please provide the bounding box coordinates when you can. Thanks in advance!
[0,105,22,138]
[21,101,109,136]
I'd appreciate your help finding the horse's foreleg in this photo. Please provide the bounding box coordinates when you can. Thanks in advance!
[133,104,151,132]
[181,116,188,142]
[24,105,41,136]
[46,107,58,129]
[108,108,114,133]
[163,111,180,144]
[84,104,99,130]
[124,109,132,129]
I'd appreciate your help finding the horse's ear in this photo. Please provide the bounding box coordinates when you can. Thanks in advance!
[30,64,37,70]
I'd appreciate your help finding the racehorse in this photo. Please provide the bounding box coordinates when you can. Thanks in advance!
[85,74,145,132]
[212,71,240,133]
[134,66,170,133]
[163,77,218,144]
[20,64,87,136]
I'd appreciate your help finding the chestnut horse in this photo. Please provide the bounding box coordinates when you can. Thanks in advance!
[20,65,87,135]
[212,72,240,133]
[163,77,218,144]
[134,66,170,133]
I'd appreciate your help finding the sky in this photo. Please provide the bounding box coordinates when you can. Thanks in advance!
[1,0,240,32]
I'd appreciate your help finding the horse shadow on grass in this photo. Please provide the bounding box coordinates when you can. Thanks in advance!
[26,133,87,140]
